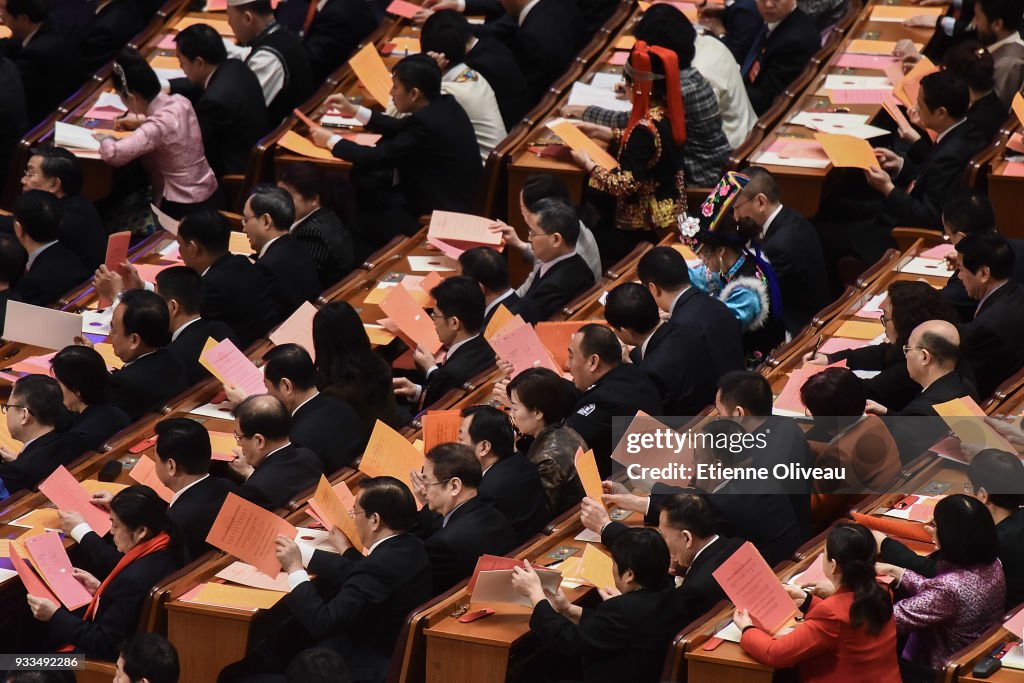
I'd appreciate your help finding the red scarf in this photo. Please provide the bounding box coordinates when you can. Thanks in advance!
[624,41,687,147]
[84,532,171,621]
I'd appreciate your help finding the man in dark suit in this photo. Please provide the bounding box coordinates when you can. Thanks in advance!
[735,167,829,335]
[458,246,522,330]
[393,276,497,411]
[242,186,320,316]
[0,0,82,122]
[939,191,1024,322]
[703,0,763,64]
[16,146,107,271]
[605,283,718,416]
[152,418,238,561]
[0,375,74,495]
[566,324,663,476]
[10,190,89,306]
[0,234,26,338]
[311,54,482,245]
[234,394,323,509]
[0,56,27,189]
[78,0,145,76]
[491,0,583,104]
[171,24,270,177]
[738,0,819,115]
[107,290,190,420]
[517,198,595,324]
[460,405,549,543]
[262,343,365,473]
[175,208,282,348]
[153,266,237,386]
[302,0,378,82]
[585,493,744,633]
[412,443,517,593]
[955,233,1024,399]
[638,246,745,378]
[221,476,432,683]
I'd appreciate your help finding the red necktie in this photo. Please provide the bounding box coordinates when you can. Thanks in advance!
[302,0,319,34]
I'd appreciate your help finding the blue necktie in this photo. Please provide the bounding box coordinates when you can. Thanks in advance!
[741,24,769,79]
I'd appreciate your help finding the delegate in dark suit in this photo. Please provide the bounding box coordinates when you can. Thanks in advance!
[302,0,378,82]
[66,403,131,454]
[886,371,978,462]
[417,497,517,593]
[631,323,717,416]
[290,393,366,473]
[567,364,663,477]
[170,58,270,177]
[501,0,584,104]
[743,7,819,115]
[942,238,1024,322]
[0,431,74,494]
[518,254,595,324]
[0,57,28,189]
[168,475,238,561]
[669,288,746,377]
[881,507,1024,609]
[283,535,432,681]
[201,253,283,348]
[110,349,190,420]
[12,243,89,306]
[420,335,496,409]
[290,207,355,289]
[58,194,107,272]
[78,0,145,76]
[167,317,238,385]
[0,21,83,123]
[239,444,322,510]
[465,34,529,130]
[478,451,550,544]
[721,0,765,63]
[960,280,1024,399]
[761,206,830,334]
[254,234,321,316]
[604,521,743,632]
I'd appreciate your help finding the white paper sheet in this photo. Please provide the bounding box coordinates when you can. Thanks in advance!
[568,82,633,112]
[4,301,83,350]
[54,122,101,151]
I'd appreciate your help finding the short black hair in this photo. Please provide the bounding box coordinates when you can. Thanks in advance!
[155,266,204,315]
[13,190,62,243]
[285,647,351,683]
[919,70,969,119]
[968,448,1024,509]
[278,162,328,203]
[432,275,485,334]
[420,10,470,64]
[739,166,781,204]
[608,527,672,590]
[604,282,659,334]
[941,40,995,92]
[521,174,571,210]
[50,345,111,406]
[633,3,696,68]
[943,190,995,235]
[234,394,292,441]
[918,329,960,365]
[425,442,482,488]
[174,23,228,64]
[263,343,317,391]
[461,405,515,459]
[576,324,622,367]
[659,493,716,537]
[506,367,570,424]
[459,247,510,293]
[933,494,999,567]
[800,367,866,418]
[155,417,212,475]
[113,47,161,101]
[977,0,1024,31]
[0,233,27,285]
[393,54,442,101]
[4,0,47,22]
[29,145,83,196]
[530,198,580,247]
[231,0,273,15]
[120,289,172,348]
[956,231,1015,280]
[247,184,295,231]
[358,476,419,532]
[119,633,179,683]
[178,208,231,254]
[717,371,773,417]
[637,246,691,290]
[12,374,65,427]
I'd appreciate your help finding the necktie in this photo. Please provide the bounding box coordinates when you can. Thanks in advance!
[302,0,319,35]
[741,24,769,82]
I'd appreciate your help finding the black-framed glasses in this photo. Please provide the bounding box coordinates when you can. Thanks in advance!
[422,477,453,488]
[1,403,26,414]
[425,308,450,321]
[879,312,888,325]
[233,431,251,442]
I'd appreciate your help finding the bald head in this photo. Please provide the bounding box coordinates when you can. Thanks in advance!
[234,394,291,441]
[910,320,960,369]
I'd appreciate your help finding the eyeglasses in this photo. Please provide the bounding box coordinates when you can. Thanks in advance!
[421,477,453,488]
[526,230,551,241]
[22,169,40,178]
[879,312,888,325]
[348,508,369,519]
[425,308,450,321]
[0,403,25,414]
[902,345,925,357]
[233,432,252,442]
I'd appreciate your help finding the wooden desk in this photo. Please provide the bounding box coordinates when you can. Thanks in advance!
[988,155,1024,240]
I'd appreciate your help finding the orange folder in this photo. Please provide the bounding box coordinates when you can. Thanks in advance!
[278,130,337,161]
[574,448,604,503]
[535,321,589,371]
[422,410,462,454]
[1012,92,1024,128]
[814,133,880,170]
[547,120,619,171]
[206,493,297,576]
[129,455,174,503]
[712,541,799,634]
[378,284,443,354]
[308,475,363,552]
[348,43,394,106]
[359,420,425,494]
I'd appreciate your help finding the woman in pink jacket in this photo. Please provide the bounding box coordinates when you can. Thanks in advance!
[735,523,902,683]
[96,48,219,219]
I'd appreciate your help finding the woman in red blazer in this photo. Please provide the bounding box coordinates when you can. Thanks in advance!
[734,523,902,682]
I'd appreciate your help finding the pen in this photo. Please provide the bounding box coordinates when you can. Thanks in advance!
[811,334,823,357]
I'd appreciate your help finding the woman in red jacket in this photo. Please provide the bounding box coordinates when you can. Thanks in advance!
[734,523,902,682]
